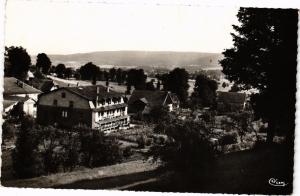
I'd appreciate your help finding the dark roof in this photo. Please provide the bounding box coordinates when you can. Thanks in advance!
[217,91,246,105]
[128,90,175,107]
[3,96,30,110]
[31,79,55,92]
[4,77,41,95]
[39,85,124,102]
[66,85,122,101]
[3,100,18,110]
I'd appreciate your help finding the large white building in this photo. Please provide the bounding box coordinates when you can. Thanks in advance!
[37,85,130,132]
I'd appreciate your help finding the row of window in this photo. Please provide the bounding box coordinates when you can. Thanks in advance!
[97,108,126,116]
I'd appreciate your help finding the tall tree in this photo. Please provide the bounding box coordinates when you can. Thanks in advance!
[12,116,43,178]
[64,67,74,79]
[109,68,117,82]
[162,68,189,104]
[116,68,124,85]
[220,8,297,144]
[126,69,147,90]
[5,46,31,80]
[55,64,66,78]
[36,53,52,74]
[191,74,218,109]
[146,79,156,91]
[79,62,100,80]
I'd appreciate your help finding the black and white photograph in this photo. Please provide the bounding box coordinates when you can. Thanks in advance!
[0,0,299,195]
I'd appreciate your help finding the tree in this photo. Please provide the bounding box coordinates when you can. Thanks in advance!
[2,121,16,141]
[220,8,297,144]
[149,120,215,173]
[146,79,156,91]
[76,126,123,168]
[5,46,31,80]
[64,67,74,79]
[79,62,100,80]
[162,68,189,104]
[126,69,147,90]
[109,68,117,82]
[224,111,256,142]
[12,116,43,178]
[229,83,240,92]
[191,74,218,109]
[55,64,66,78]
[36,53,52,74]
[116,68,125,85]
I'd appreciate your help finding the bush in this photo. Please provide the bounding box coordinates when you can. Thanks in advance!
[12,122,124,178]
[137,135,146,148]
[148,120,216,173]
[2,121,16,141]
[219,133,238,146]
[145,138,153,146]
[76,126,123,168]
[12,116,44,178]
[123,146,133,158]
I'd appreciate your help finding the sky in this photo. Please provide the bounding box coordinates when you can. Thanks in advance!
[5,0,240,55]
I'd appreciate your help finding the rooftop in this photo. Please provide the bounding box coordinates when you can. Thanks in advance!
[4,77,41,95]
[217,91,247,104]
[128,90,177,107]
[60,85,124,101]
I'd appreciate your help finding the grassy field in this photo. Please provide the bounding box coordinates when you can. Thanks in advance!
[128,144,293,195]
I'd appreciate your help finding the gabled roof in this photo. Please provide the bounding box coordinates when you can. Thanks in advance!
[128,90,177,107]
[67,85,122,101]
[4,77,41,95]
[217,91,246,105]
[3,100,18,110]
[39,85,123,102]
[3,96,30,110]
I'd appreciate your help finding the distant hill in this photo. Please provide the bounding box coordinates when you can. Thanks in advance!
[32,51,223,71]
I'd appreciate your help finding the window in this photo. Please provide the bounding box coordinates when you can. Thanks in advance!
[62,110,68,118]
[53,99,58,106]
[62,92,66,98]
[69,101,74,108]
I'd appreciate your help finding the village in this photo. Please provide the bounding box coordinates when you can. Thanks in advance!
[1,59,271,188]
[1,3,296,195]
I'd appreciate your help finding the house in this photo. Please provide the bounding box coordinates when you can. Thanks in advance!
[36,85,130,132]
[128,90,180,114]
[3,77,42,117]
[216,91,247,113]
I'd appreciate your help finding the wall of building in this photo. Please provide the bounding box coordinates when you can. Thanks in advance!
[37,105,92,128]
[23,99,36,117]
[38,89,90,109]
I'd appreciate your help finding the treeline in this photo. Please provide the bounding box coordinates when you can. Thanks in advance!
[5,46,220,108]
[8,116,127,179]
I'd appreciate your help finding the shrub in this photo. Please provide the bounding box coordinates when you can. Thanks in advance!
[12,116,44,178]
[219,133,238,146]
[2,121,16,141]
[137,135,146,148]
[148,120,215,173]
[76,126,123,168]
[145,138,153,146]
[123,146,133,158]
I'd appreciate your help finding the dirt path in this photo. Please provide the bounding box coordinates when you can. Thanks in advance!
[1,160,159,188]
